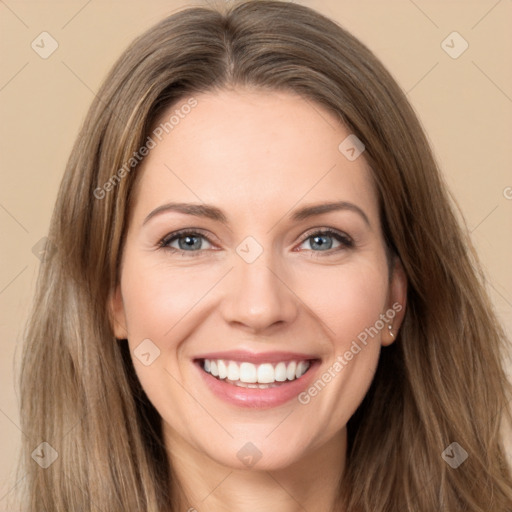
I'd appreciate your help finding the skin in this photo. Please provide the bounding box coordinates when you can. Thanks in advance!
[110,88,407,512]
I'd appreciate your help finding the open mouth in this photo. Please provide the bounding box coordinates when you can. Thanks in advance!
[195,358,316,389]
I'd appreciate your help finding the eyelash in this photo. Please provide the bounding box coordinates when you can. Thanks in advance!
[158,228,354,258]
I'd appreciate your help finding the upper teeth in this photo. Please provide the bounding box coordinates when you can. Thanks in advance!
[203,359,310,384]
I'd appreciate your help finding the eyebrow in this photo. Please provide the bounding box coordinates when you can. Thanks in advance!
[142,200,370,228]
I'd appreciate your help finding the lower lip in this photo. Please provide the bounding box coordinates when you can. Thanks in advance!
[193,360,320,409]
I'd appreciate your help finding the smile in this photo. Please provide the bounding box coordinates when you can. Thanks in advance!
[193,353,321,409]
[201,358,312,388]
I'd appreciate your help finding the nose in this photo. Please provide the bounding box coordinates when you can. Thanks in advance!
[219,253,299,334]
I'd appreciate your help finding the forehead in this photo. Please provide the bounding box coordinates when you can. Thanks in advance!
[131,88,379,226]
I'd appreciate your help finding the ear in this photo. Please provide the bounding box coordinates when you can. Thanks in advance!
[108,285,129,340]
[381,257,407,346]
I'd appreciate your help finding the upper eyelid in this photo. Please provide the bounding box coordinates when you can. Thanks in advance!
[300,227,352,242]
[160,227,214,243]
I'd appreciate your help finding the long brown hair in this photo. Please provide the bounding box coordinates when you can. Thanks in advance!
[15,1,512,510]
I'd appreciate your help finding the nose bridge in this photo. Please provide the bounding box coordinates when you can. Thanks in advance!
[220,242,298,332]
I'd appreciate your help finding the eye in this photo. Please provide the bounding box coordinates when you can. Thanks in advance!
[158,227,354,258]
[297,228,354,255]
[159,229,214,256]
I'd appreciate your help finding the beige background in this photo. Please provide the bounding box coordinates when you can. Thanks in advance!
[1,0,511,506]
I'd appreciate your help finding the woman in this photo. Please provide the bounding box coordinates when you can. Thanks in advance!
[16,0,512,510]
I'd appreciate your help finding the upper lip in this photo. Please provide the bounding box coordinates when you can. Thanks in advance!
[193,350,320,364]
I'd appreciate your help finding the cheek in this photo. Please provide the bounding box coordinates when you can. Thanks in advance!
[121,258,216,341]
[296,260,389,346]
[293,264,388,429]
[119,258,212,409]
[119,257,231,402]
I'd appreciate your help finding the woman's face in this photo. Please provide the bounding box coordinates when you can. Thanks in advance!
[110,88,406,471]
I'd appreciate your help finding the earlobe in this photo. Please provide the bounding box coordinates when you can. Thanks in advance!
[382,257,408,346]
[108,285,128,340]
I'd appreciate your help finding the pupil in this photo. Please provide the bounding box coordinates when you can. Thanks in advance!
[180,235,200,250]
[312,235,332,250]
